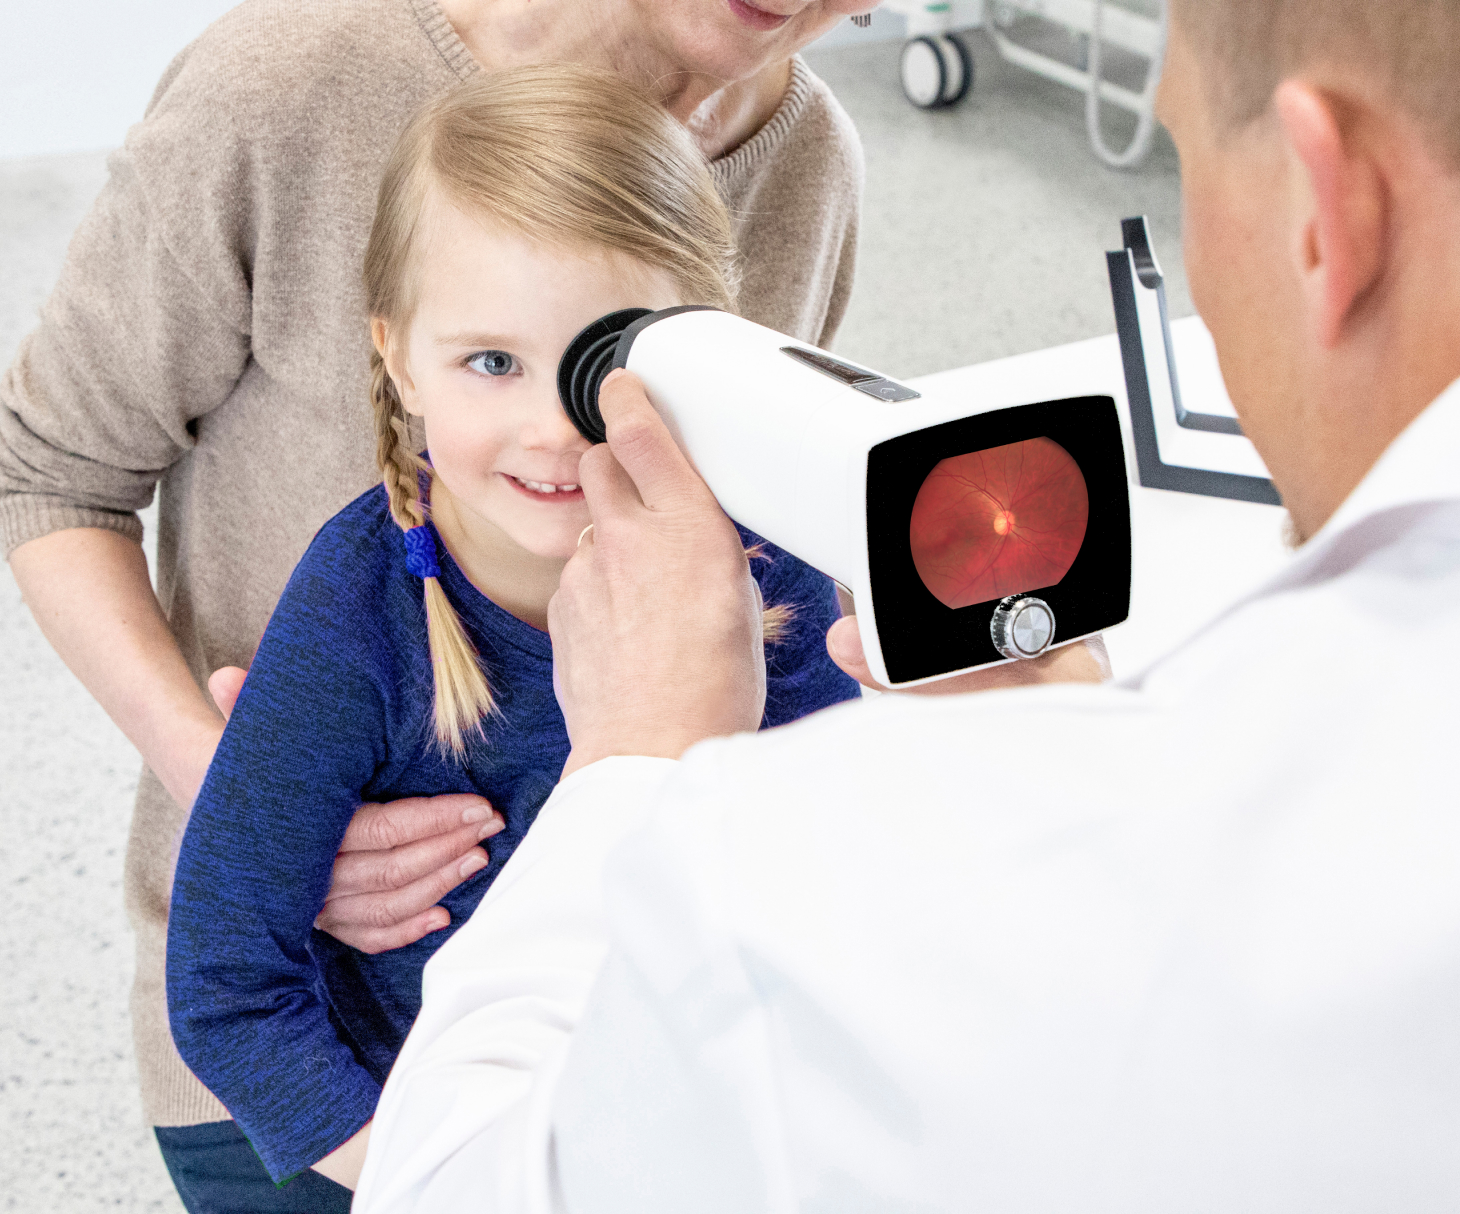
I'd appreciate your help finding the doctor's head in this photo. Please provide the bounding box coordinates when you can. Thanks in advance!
[1159,0,1460,542]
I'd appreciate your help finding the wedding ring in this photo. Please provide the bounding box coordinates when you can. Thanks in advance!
[577,524,595,548]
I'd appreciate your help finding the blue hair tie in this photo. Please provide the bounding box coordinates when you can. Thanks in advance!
[403,525,440,579]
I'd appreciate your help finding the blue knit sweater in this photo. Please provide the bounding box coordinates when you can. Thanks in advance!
[166,483,859,1182]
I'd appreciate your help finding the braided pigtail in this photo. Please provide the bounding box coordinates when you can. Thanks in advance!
[371,350,497,758]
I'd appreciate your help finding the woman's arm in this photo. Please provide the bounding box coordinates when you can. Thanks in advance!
[10,529,501,949]
[10,529,226,807]
[0,36,489,952]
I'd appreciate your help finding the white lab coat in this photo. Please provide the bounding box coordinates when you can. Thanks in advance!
[354,380,1460,1214]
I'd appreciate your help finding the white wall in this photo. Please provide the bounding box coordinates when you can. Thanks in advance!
[0,0,252,159]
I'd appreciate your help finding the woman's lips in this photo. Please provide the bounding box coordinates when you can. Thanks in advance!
[502,473,585,503]
[724,0,792,31]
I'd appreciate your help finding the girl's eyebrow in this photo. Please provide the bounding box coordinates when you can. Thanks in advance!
[434,330,519,349]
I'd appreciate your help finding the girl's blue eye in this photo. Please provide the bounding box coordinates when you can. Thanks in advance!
[466,350,519,377]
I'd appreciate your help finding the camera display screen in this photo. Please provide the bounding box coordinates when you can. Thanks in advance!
[866,397,1130,684]
[909,438,1090,609]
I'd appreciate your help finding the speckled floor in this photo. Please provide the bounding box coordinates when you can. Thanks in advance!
[0,31,1192,1212]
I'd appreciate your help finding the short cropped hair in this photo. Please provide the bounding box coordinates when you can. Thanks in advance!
[1172,0,1460,165]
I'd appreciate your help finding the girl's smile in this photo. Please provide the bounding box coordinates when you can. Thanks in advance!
[502,473,584,501]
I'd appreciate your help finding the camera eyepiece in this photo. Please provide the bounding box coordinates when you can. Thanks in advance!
[558,305,721,444]
[557,308,651,445]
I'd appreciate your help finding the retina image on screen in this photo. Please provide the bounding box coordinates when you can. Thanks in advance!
[908,437,1090,610]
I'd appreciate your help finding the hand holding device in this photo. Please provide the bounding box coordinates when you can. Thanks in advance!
[551,370,767,778]
[559,308,1132,687]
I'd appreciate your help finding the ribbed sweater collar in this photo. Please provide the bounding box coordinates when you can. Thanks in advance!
[712,56,814,188]
[412,0,481,80]
[408,1,812,183]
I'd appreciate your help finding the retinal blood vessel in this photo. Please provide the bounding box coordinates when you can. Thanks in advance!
[908,437,1090,609]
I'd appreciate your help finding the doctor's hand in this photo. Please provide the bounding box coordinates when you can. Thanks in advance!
[205,667,505,954]
[550,370,767,779]
[826,617,1110,695]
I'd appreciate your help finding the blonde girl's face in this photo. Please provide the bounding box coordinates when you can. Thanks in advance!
[381,194,686,562]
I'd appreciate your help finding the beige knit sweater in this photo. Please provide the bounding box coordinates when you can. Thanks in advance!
[0,0,862,1127]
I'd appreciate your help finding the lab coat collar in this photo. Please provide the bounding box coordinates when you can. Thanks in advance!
[1126,376,1460,687]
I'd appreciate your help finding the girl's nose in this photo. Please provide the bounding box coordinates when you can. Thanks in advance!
[520,389,594,452]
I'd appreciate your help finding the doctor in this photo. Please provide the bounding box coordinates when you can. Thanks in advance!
[356,0,1460,1208]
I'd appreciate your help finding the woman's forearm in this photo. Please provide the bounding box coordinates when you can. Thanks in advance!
[9,527,224,807]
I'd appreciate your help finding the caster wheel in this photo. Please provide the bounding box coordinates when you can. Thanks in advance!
[941,31,974,106]
[900,33,975,109]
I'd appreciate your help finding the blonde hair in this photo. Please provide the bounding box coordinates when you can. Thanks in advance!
[365,65,789,757]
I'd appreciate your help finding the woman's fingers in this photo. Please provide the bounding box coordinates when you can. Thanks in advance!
[207,666,249,722]
[317,794,502,953]
[328,812,502,898]
[317,903,450,956]
[337,793,496,853]
[315,848,491,954]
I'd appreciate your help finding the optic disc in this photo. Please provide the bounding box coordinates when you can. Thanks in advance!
[909,437,1089,610]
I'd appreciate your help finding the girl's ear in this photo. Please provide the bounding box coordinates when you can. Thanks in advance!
[372,318,423,416]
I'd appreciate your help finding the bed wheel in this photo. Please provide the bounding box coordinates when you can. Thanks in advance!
[900,33,974,109]
[940,32,974,105]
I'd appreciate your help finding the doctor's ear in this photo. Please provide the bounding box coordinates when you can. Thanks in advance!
[371,317,422,415]
[1274,80,1386,350]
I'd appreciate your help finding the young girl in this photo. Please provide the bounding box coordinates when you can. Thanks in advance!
[164,64,859,1200]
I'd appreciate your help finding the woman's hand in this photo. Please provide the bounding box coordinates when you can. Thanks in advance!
[207,666,505,954]
[315,796,504,953]
[825,616,1111,695]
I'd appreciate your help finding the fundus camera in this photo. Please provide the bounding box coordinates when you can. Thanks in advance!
[559,307,1131,688]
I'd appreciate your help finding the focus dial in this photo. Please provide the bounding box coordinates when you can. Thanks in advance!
[990,595,1055,661]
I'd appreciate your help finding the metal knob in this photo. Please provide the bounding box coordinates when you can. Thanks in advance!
[990,595,1055,661]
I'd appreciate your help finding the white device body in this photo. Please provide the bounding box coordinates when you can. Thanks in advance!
[620,309,1111,688]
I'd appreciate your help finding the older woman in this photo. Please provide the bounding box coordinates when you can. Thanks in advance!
[0,0,871,1208]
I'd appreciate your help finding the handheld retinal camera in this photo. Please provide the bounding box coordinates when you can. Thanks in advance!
[559,307,1131,688]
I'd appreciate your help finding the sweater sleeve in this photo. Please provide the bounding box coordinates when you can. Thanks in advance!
[0,42,252,558]
[166,538,393,1182]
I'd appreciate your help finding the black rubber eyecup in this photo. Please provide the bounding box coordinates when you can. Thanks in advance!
[557,308,652,444]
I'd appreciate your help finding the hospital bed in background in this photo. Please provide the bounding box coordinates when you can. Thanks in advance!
[878,0,1167,168]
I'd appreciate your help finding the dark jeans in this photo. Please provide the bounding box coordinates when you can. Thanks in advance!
[154,1121,354,1214]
